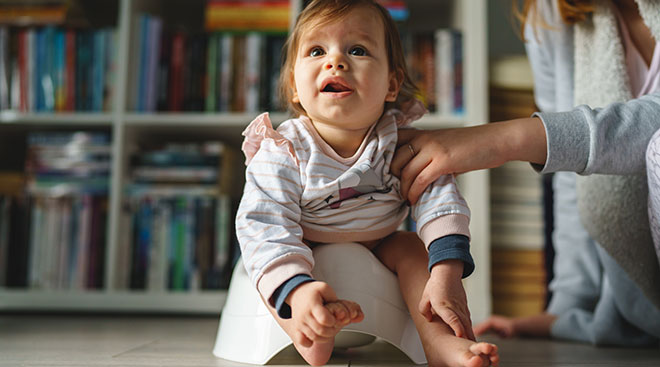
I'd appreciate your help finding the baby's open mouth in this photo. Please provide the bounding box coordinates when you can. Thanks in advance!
[322,83,352,93]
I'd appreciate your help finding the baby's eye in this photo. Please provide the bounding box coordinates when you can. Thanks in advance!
[310,47,325,57]
[349,46,367,56]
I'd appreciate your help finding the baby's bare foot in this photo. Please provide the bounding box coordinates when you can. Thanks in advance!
[325,300,364,326]
[427,334,499,367]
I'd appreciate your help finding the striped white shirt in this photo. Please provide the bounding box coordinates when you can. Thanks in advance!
[236,107,471,302]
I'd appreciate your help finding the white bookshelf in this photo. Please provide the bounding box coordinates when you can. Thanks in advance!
[0,0,490,322]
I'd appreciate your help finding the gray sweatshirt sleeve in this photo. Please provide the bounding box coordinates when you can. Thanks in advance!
[536,93,660,175]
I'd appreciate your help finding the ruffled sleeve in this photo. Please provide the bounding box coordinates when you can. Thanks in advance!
[385,98,427,128]
[241,113,298,165]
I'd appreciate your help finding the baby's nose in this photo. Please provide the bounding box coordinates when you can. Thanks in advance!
[324,57,346,70]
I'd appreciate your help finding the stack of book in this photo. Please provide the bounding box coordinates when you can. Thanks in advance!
[0,26,116,113]
[491,248,547,317]
[490,149,546,317]
[402,29,463,115]
[129,13,286,113]
[0,171,28,288]
[489,55,547,316]
[205,0,290,33]
[119,141,241,291]
[22,131,111,290]
[0,0,69,26]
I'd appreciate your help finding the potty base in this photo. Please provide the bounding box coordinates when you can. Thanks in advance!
[213,243,426,365]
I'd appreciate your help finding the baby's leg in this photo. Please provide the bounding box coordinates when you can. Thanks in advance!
[374,232,498,367]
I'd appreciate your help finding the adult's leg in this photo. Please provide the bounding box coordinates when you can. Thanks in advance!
[646,128,660,267]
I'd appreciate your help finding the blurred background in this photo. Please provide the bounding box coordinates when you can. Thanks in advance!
[0,0,547,323]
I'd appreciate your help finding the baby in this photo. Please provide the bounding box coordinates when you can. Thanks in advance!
[235,1,499,366]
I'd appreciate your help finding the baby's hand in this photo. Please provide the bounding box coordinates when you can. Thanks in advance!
[419,260,475,341]
[325,300,364,327]
[286,281,343,347]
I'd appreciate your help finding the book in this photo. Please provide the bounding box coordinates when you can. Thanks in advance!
[0,196,9,286]
[435,29,462,115]
[218,33,233,112]
[145,17,162,112]
[205,33,218,112]
[0,27,9,110]
[168,32,185,111]
[244,33,264,113]
[205,0,290,32]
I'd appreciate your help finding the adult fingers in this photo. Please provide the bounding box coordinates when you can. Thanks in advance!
[473,318,496,336]
[391,130,420,177]
[402,159,437,205]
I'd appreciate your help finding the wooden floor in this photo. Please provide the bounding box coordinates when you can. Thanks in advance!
[1,314,659,366]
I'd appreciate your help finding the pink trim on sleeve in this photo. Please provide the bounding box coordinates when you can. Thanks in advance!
[256,254,314,305]
[418,214,471,249]
[241,113,298,165]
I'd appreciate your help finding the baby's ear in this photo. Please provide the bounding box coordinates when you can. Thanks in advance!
[290,72,300,103]
[385,69,403,102]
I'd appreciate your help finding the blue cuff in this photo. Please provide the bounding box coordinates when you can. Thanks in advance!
[428,234,474,278]
[272,274,315,319]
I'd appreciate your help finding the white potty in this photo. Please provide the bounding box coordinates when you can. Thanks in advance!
[213,242,426,365]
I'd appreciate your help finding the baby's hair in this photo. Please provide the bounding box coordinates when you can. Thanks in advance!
[278,0,418,116]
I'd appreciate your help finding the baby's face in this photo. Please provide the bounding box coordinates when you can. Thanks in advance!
[292,6,399,132]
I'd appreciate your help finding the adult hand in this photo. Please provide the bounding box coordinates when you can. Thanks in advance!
[474,313,556,338]
[392,118,547,204]
[419,259,475,341]
[473,315,518,338]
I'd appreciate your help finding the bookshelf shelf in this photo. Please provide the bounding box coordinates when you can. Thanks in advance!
[123,112,290,126]
[0,112,114,125]
[0,289,226,314]
[0,0,490,321]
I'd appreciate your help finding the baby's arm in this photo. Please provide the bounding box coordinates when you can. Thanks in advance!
[409,174,475,339]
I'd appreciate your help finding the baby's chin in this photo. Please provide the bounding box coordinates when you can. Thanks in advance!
[304,107,384,127]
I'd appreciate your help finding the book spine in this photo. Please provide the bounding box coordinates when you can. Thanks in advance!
[53,29,66,111]
[65,30,76,111]
[218,34,232,112]
[26,29,35,111]
[435,29,453,115]
[244,33,262,113]
[137,15,150,112]
[92,30,105,112]
[156,31,171,111]
[452,31,463,115]
[104,29,116,111]
[205,33,218,113]
[0,27,8,111]
[168,32,184,111]
[145,17,162,112]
